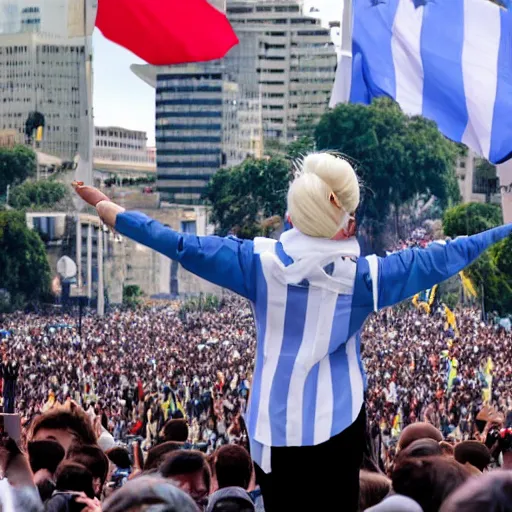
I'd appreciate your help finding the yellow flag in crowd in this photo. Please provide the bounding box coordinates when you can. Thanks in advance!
[460,271,477,298]
[36,125,44,142]
[482,357,494,404]
[448,357,458,391]
[444,305,460,337]
[392,411,402,437]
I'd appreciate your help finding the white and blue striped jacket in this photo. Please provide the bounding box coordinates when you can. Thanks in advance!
[115,211,512,472]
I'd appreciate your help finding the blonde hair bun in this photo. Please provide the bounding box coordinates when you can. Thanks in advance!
[287,152,360,239]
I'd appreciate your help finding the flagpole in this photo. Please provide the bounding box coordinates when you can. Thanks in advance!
[330,0,353,107]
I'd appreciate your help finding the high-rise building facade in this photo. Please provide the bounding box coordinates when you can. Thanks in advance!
[132,62,262,205]
[0,31,87,159]
[225,0,337,143]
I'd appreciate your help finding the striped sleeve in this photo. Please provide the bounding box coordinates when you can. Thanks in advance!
[372,224,512,310]
[115,211,257,300]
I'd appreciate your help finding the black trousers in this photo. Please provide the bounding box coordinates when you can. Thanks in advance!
[3,379,16,414]
[255,407,365,512]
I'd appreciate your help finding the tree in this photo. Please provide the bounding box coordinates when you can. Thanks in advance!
[0,145,37,198]
[315,98,460,252]
[442,202,512,315]
[0,211,51,311]
[443,202,502,238]
[9,180,69,210]
[286,135,316,161]
[204,157,290,239]
[123,284,143,309]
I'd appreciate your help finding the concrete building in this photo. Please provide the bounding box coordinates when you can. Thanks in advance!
[0,31,87,160]
[0,3,20,34]
[456,150,500,204]
[20,5,41,33]
[132,62,263,204]
[94,126,152,164]
[225,0,337,143]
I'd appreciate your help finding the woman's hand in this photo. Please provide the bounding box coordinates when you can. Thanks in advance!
[96,201,125,229]
[72,182,110,207]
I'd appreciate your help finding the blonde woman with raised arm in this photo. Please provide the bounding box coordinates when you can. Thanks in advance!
[75,153,512,511]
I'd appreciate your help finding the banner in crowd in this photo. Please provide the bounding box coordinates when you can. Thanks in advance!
[412,284,437,315]
[444,305,460,338]
[459,271,477,298]
[332,0,512,164]
[482,356,494,404]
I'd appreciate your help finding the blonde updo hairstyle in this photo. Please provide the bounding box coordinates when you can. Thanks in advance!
[287,152,360,239]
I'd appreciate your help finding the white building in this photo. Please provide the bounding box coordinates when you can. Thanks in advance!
[225,0,337,143]
[0,31,87,160]
[94,126,152,164]
[456,151,500,205]
[20,5,41,33]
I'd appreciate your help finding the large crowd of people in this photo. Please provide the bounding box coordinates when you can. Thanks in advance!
[0,291,512,510]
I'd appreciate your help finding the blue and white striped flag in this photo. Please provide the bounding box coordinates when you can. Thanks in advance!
[332,0,512,164]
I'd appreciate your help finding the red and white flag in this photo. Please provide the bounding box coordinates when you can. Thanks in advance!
[95,0,239,65]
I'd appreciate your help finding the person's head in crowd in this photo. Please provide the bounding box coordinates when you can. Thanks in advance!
[144,441,184,471]
[214,445,252,491]
[160,450,211,509]
[454,441,491,473]
[439,441,455,457]
[162,419,189,443]
[440,470,512,512]
[206,487,255,512]
[398,422,443,451]
[67,444,109,497]
[29,408,96,454]
[102,475,199,512]
[392,456,470,512]
[106,446,131,470]
[396,438,443,464]
[359,470,392,511]
[54,461,95,498]
[28,440,65,502]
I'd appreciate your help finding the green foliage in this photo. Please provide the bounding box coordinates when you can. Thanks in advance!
[0,145,37,196]
[443,202,502,237]
[180,294,220,314]
[9,180,68,210]
[204,157,290,239]
[295,113,318,138]
[441,292,459,311]
[315,98,460,252]
[123,284,144,309]
[442,202,512,314]
[0,210,51,311]
[475,158,497,181]
[286,136,316,161]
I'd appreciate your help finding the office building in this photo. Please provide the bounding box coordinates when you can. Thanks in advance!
[132,62,262,204]
[0,31,87,159]
[20,5,41,33]
[225,0,337,143]
[94,126,152,164]
[1,3,19,34]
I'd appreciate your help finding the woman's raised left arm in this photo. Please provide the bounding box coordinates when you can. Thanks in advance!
[367,224,512,310]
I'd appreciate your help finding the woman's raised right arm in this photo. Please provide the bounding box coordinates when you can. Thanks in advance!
[73,184,257,300]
